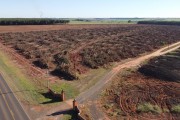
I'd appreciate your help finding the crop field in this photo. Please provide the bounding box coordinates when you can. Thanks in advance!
[101,48,180,120]
[0,25,180,80]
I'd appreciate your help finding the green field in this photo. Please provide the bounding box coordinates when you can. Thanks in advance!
[69,18,180,24]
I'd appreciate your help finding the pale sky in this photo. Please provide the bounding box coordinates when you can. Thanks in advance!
[0,0,180,18]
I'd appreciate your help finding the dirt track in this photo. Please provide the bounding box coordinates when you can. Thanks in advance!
[76,41,180,120]
[77,41,180,103]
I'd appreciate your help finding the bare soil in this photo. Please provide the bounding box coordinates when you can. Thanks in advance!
[102,72,180,120]
[0,24,136,33]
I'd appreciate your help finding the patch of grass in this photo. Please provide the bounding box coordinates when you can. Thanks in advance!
[163,108,170,113]
[100,90,108,97]
[62,114,72,120]
[171,105,180,113]
[114,108,122,115]
[103,103,115,110]
[69,20,134,24]
[50,82,79,99]
[137,103,162,114]
[120,68,137,77]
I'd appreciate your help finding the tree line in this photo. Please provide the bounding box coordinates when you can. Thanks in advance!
[138,21,180,26]
[0,18,70,25]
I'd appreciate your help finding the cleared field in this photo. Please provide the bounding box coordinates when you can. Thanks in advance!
[101,48,180,120]
[0,25,180,80]
[0,24,134,33]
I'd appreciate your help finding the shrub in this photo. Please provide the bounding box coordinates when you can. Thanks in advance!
[137,103,162,114]
[171,105,180,113]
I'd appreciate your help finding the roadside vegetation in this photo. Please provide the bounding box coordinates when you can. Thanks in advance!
[0,48,78,105]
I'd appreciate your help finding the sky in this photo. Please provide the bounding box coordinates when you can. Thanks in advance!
[0,0,180,18]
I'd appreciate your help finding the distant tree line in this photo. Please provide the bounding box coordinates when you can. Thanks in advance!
[74,19,90,22]
[138,21,180,26]
[0,18,70,25]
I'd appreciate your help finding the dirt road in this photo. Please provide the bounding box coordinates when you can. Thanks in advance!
[77,41,180,103]
[76,41,180,120]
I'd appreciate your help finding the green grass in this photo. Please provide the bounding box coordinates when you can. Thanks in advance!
[171,105,180,113]
[0,50,50,104]
[69,20,134,24]
[50,83,79,99]
[69,18,180,25]
[62,115,72,120]
[137,103,162,114]
[0,49,78,105]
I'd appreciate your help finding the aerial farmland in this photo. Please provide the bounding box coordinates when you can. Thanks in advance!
[0,1,180,120]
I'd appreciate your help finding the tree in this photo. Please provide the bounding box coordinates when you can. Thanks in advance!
[128,20,132,23]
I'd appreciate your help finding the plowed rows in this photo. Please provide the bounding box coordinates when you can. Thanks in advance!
[0,25,180,79]
[104,73,180,119]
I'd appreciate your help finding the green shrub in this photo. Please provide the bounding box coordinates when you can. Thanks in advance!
[137,103,162,114]
[171,105,180,113]
[63,115,72,120]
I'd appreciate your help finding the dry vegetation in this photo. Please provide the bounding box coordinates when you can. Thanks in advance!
[0,25,180,80]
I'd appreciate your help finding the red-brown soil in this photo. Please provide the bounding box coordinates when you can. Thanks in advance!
[102,72,180,120]
[0,24,136,33]
[101,48,180,120]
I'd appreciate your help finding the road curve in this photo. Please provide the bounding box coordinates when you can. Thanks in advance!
[0,74,30,120]
[76,41,180,120]
[76,41,180,103]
